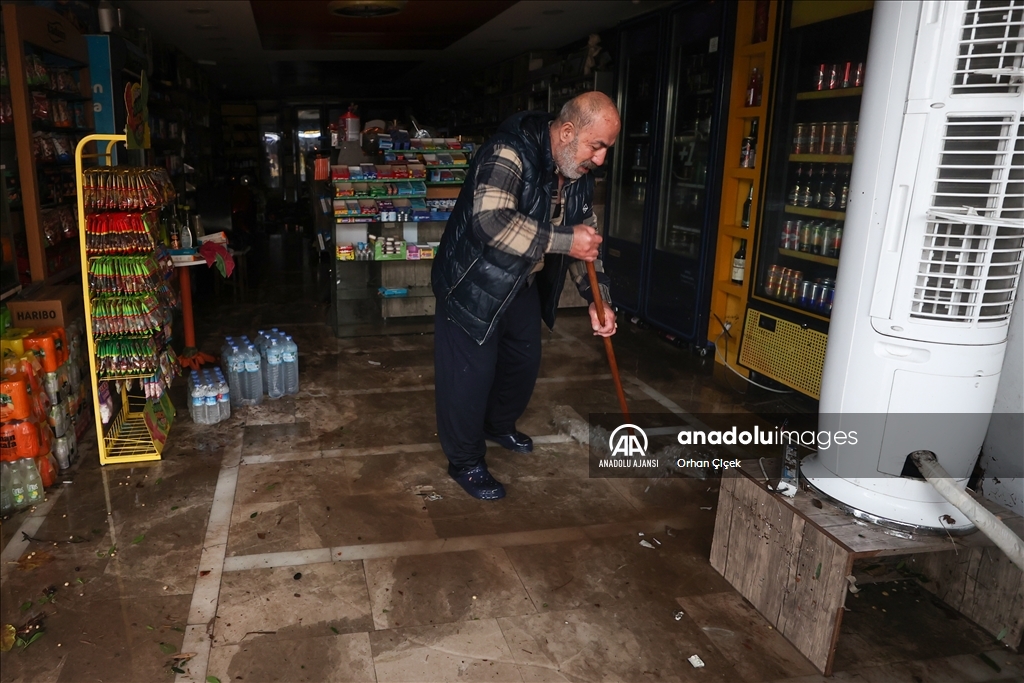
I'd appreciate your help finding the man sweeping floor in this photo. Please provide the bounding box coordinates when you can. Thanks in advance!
[431,91,622,500]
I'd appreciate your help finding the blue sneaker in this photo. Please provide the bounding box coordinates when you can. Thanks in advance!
[448,463,506,500]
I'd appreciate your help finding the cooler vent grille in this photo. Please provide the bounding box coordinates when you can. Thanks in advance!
[952,0,1024,95]
[911,114,1024,325]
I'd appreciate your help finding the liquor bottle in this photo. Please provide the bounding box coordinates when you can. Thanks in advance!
[731,240,747,285]
[787,165,804,206]
[749,118,759,142]
[799,165,816,207]
[745,68,762,107]
[838,167,851,209]
[820,165,838,210]
[741,185,753,228]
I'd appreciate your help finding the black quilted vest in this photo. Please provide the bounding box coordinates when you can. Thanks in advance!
[431,111,595,344]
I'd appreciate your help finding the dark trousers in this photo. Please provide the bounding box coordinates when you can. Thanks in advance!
[434,281,542,468]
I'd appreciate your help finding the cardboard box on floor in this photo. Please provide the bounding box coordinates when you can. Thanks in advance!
[6,285,83,330]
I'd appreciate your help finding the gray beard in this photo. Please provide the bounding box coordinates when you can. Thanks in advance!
[555,135,594,180]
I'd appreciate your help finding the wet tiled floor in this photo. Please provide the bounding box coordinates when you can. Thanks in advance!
[2,235,1021,682]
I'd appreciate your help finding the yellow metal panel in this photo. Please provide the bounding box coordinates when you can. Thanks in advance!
[791,0,873,28]
[738,309,828,398]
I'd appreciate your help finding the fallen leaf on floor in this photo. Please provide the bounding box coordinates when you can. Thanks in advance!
[159,642,177,654]
[199,570,211,577]
[1,624,15,652]
[250,512,258,519]
[330,626,339,634]
[207,676,222,683]
[257,533,266,539]
[171,653,196,662]
[171,666,185,674]
[131,535,145,545]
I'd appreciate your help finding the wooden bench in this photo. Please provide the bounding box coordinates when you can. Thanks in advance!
[710,462,1024,675]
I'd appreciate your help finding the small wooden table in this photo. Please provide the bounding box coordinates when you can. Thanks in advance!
[710,462,1024,675]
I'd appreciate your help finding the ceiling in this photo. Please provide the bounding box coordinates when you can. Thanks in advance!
[120,0,670,100]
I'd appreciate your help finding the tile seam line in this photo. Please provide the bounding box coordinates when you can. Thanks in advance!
[222,516,691,571]
[238,433,574,464]
[175,449,243,683]
[327,373,613,396]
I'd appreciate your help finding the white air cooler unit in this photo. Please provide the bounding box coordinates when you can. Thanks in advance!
[801,0,1024,533]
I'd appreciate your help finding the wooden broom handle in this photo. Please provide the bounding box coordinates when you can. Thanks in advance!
[586,261,631,422]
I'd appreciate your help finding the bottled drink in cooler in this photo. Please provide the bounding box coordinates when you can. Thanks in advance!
[282,335,299,395]
[788,165,804,206]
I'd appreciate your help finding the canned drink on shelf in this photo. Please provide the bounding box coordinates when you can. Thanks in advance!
[766,265,783,297]
[799,223,814,252]
[848,122,858,155]
[815,63,828,91]
[824,122,839,156]
[788,271,804,303]
[799,280,815,308]
[853,62,864,88]
[824,285,836,313]
[822,225,839,258]
[811,222,826,255]
[807,123,822,154]
[837,121,850,155]
[792,123,808,154]
[828,64,841,90]
[841,61,853,88]
[811,282,826,311]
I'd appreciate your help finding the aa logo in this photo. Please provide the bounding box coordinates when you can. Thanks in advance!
[608,424,648,457]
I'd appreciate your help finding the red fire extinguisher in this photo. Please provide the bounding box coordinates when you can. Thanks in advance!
[341,105,360,143]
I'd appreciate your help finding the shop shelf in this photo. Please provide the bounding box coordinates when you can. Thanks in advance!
[789,153,854,164]
[779,248,839,267]
[28,86,92,102]
[716,279,746,297]
[425,181,465,186]
[784,205,845,220]
[751,292,831,321]
[795,87,863,101]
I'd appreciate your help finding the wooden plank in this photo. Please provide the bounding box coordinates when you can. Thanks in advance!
[776,523,851,675]
[913,547,1024,651]
[709,474,735,575]
[677,591,819,682]
[717,475,803,626]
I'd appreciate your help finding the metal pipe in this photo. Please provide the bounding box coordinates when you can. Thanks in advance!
[910,450,1024,572]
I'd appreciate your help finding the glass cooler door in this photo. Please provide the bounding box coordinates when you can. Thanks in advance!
[605,19,663,313]
[750,8,874,330]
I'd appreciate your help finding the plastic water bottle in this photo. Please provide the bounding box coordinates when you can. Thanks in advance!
[204,371,219,423]
[9,460,28,510]
[21,458,43,506]
[1,461,13,515]
[245,345,263,405]
[224,346,242,407]
[215,369,231,421]
[266,340,284,399]
[190,373,204,423]
[282,335,299,395]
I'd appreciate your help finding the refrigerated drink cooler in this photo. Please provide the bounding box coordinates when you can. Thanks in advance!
[604,2,733,345]
[737,6,873,399]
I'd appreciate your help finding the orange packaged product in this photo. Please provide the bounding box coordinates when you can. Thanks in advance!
[23,331,60,373]
[0,420,42,459]
[42,327,68,366]
[34,453,57,487]
[1,373,32,420]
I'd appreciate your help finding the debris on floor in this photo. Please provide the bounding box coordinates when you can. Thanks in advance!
[640,540,655,549]
[688,654,705,668]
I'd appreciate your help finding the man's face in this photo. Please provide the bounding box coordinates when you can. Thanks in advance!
[554,114,620,180]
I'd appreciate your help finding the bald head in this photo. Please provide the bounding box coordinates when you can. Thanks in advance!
[550,92,621,179]
[555,91,620,131]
